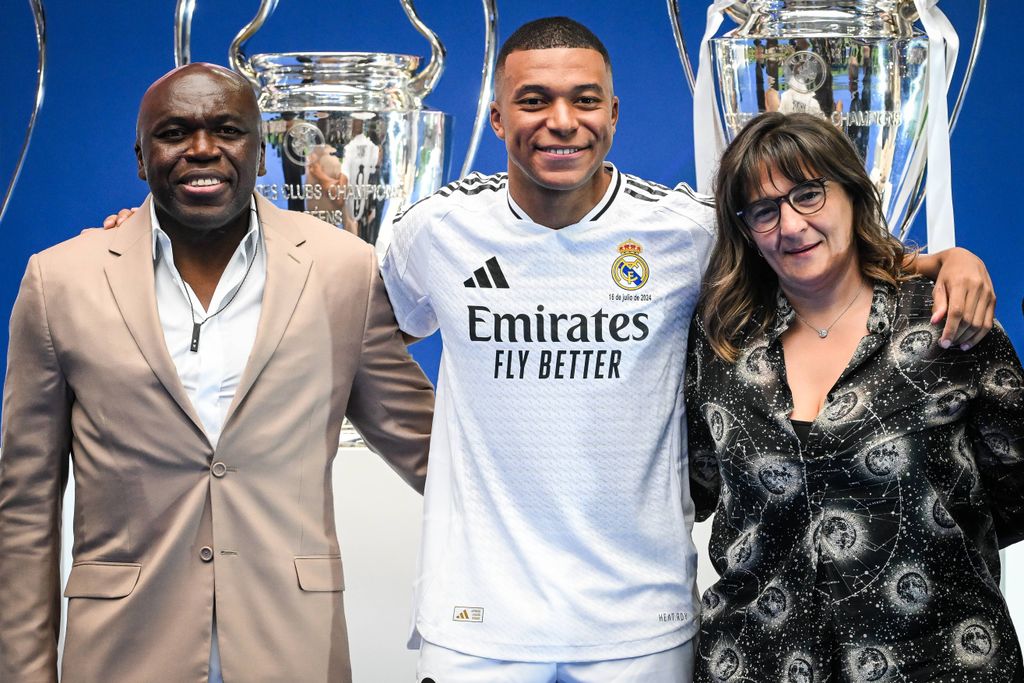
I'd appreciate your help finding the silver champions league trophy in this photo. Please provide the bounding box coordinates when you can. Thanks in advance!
[1,0,46,225]
[669,1,987,250]
[175,0,497,445]
[174,0,498,247]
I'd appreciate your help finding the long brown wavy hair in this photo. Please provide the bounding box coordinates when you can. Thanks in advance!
[700,112,914,362]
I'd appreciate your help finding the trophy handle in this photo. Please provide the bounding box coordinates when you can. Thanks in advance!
[897,0,988,239]
[229,0,282,89]
[458,0,498,178]
[666,0,696,93]
[723,1,752,24]
[174,0,197,66]
[667,0,755,94]
[1,0,46,225]
[400,0,446,102]
[949,0,987,133]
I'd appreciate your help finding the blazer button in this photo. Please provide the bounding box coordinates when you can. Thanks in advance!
[211,462,228,478]
[199,546,214,562]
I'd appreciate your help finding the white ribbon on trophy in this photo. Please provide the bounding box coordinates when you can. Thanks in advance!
[692,0,741,197]
[692,0,735,195]
[909,0,959,251]
[691,1,961,251]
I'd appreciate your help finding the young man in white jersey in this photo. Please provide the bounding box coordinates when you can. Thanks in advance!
[379,16,995,683]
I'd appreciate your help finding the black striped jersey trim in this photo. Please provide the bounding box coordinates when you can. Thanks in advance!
[624,188,659,202]
[392,173,508,224]
[622,173,715,208]
[508,197,522,220]
[590,167,621,221]
[438,173,508,198]
[672,182,715,208]
[625,176,669,197]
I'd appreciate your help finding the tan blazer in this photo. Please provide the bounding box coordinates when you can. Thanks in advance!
[0,195,434,682]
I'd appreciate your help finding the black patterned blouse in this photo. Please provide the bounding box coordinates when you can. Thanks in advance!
[686,278,1024,682]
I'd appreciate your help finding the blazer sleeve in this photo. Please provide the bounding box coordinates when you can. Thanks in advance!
[345,248,434,493]
[0,255,72,683]
[966,321,1024,549]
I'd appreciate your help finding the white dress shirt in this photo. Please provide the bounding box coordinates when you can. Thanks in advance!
[151,199,265,683]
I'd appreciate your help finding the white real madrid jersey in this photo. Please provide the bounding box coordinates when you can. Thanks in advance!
[380,164,716,662]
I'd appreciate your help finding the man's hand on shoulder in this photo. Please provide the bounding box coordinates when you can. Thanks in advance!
[102,207,138,230]
[913,246,995,351]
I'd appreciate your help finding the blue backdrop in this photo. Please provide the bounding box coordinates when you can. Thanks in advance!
[1,1,1020,387]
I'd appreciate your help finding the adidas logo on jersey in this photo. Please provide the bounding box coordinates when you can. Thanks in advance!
[464,257,509,289]
[452,606,484,623]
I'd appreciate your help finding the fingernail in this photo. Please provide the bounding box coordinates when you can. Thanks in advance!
[961,344,971,351]
[940,339,951,349]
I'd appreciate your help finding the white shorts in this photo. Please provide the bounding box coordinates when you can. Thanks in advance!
[415,639,696,683]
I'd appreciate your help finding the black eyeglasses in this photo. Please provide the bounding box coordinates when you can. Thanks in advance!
[736,178,829,233]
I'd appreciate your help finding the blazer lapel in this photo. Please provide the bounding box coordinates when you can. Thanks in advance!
[104,197,208,439]
[223,195,312,426]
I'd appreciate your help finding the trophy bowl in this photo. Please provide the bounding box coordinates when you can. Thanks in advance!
[252,51,450,245]
[174,0,498,246]
[671,0,987,246]
[713,4,930,236]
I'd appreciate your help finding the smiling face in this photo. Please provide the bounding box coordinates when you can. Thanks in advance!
[749,165,859,295]
[490,47,618,206]
[135,64,266,236]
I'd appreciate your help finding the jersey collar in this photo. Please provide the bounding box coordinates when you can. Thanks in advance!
[506,163,622,227]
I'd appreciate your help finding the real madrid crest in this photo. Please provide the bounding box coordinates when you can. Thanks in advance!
[611,239,649,290]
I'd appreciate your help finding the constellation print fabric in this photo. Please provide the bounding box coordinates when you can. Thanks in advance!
[686,279,1024,682]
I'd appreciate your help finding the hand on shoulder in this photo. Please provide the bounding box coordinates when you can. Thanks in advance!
[102,207,138,230]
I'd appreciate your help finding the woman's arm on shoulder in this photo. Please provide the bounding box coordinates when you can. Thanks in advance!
[909,247,995,351]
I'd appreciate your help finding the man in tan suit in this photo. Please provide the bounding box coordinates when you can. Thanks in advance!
[0,63,433,682]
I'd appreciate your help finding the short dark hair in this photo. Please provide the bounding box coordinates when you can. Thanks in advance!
[496,17,611,72]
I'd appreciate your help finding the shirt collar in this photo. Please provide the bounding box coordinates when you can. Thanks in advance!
[767,281,895,342]
[151,196,261,265]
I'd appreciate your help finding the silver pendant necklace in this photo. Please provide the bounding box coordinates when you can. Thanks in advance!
[793,286,864,339]
[180,239,259,353]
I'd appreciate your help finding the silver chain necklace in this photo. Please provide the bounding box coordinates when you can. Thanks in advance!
[792,286,864,339]
[180,238,259,353]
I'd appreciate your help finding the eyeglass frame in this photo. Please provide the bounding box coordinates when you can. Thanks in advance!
[735,177,830,234]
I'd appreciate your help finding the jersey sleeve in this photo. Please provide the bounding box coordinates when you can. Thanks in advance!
[685,314,721,522]
[668,183,718,276]
[379,198,440,337]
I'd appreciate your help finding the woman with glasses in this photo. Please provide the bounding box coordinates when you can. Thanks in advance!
[687,112,1024,681]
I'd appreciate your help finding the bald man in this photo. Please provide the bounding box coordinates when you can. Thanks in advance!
[0,63,434,682]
